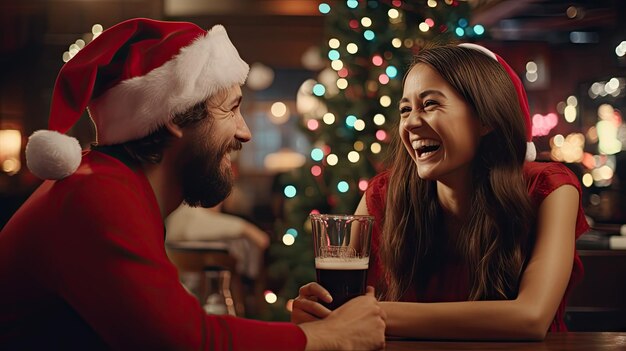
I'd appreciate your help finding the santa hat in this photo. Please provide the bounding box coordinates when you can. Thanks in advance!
[458,43,536,162]
[25,18,249,180]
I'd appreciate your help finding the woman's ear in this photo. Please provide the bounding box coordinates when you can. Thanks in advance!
[165,120,183,138]
[479,124,493,137]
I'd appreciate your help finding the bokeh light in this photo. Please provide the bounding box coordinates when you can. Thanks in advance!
[307,119,319,131]
[376,130,387,141]
[311,165,322,176]
[386,66,398,78]
[319,3,331,14]
[337,181,350,192]
[327,154,339,166]
[311,148,324,161]
[346,43,359,54]
[264,291,278,304]
[358,179,369,191]
[371,142,382,154]
[312,84,326,96]
[282,234,295,246]
[323,112,336,124]
[284,185,297,198]
[373,114,386,125]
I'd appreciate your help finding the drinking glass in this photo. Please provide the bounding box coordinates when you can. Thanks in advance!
[309,213,374,310]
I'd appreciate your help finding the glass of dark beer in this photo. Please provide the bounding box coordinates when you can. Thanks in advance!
[310,213,374,310]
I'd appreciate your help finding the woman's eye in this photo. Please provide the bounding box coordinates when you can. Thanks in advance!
[423,100,438,109]
[399,106,411,114]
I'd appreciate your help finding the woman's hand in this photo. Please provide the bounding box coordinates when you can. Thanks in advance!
[291,282,333,324]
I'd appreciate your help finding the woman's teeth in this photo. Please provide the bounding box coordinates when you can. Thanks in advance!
[412,140,441,157]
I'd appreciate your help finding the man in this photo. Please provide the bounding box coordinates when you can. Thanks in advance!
[0,18,385,350]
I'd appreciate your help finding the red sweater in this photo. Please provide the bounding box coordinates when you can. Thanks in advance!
[0,150,306,350]
[365,161,589,332]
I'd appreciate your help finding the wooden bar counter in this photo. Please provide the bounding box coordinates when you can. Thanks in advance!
[384,332,626,350]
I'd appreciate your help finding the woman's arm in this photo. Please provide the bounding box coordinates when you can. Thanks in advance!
[376,185,580,340]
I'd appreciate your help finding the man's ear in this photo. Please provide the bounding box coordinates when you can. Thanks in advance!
[165,120,183,138]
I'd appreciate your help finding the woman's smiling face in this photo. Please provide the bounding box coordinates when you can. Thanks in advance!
[399,63,487,183]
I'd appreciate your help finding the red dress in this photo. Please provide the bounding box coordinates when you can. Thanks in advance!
[365,161,589,332]
[0,150,306,350]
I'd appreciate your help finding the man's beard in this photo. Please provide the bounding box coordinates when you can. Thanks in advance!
[179,137,242,208]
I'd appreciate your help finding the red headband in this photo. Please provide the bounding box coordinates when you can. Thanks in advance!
[458,43,536,161]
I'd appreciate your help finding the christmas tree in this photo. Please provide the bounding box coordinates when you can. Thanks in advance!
[263,0,482,321]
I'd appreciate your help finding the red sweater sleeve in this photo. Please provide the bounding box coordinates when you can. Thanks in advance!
[40,166,305,350]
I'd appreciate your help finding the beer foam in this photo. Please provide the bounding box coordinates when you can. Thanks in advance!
[315,257,369,270]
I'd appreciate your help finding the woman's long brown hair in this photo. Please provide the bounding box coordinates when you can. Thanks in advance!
[380,45,534,301]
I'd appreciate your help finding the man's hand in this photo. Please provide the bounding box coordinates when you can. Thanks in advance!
[297,286,386,350]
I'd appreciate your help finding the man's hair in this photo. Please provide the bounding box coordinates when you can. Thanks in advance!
[122,102,209,164]
[380,45,534,302]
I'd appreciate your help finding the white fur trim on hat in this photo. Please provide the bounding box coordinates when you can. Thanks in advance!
[89,24,249,145]
[25,130,82,180]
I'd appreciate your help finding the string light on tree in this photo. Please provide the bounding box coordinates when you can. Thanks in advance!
[311,165,322,176]
[327,154,339,166]
[337,78,348,89]
[373,113,386,125]
[264,291,278,304]
[337,181,350,192]
[323,112,336,125]
[358,179,369,191]
[379,95,392,107]
[282,234,296,246]
[284,185,297,198]
[307,119,319,131]
[354,119,366,131]
[331,60,344,71]
[311,148,324,161]
[345,115,357,127]
[379,74,390,84]
[371,142,382,154]
[348,151,360,163]
[376,130,387,141]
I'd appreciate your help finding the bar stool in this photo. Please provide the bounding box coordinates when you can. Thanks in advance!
[165,240,245,316]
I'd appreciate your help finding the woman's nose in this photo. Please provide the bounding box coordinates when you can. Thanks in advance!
[402,110,424,132]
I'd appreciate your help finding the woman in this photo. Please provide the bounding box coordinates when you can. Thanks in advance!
[292,44,588,340]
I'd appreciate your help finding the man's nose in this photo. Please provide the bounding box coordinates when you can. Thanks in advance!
[236,113,252,142]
